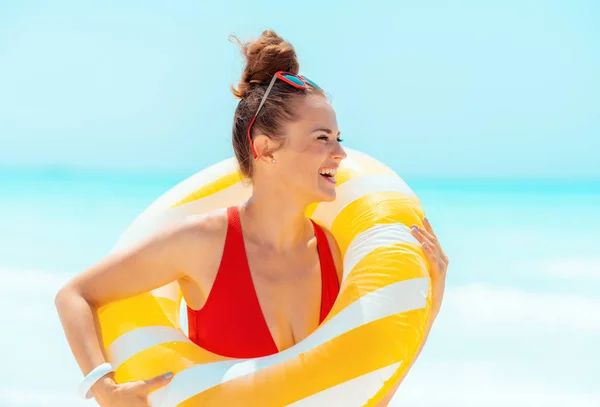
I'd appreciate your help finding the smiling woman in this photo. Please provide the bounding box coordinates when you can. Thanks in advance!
[92,148,434,407]
[54,29,444,407]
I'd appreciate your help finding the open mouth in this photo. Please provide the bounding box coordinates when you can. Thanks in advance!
[319,168,337,184]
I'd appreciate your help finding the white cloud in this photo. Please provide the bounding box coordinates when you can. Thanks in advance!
[446,283,600,333]
[524,259,600,281]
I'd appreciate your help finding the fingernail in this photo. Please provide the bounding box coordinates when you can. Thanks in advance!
[164,372,173,379]
[422,242,428,249]
[411,225,418,231]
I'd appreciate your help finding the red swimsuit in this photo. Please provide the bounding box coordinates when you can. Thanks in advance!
[187,206,340,358]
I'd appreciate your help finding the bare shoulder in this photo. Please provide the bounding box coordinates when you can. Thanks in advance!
[61,208,231,308]
[319,225,344,284]
[171,207,230,288]
[179,208,228,238]
[173,208,229,260]
[123,207,230,276]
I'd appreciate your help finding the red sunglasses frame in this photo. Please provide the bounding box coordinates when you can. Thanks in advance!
[247,71,318,159]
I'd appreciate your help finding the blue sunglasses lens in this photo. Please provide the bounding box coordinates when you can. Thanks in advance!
[282,74,306,87]
[301,76,321,90]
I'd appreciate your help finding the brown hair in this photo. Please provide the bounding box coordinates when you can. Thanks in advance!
[230,30,322,179]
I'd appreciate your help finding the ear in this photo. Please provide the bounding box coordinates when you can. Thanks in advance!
[253,134,280,162]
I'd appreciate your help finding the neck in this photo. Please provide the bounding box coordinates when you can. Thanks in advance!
[240,182,312,253]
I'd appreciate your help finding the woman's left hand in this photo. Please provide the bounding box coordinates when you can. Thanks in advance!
[410,217,449,314]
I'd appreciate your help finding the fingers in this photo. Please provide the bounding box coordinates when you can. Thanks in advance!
[411,226,435,259]
[423,217,449,265]
[422,217,437,239]
[410,224,433,249]
[411,221,448,267]
[420,236,437,261]
[440,250,449,265]
[138,372,173,393]
[416,219,438,247]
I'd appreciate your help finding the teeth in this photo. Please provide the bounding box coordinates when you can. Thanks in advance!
[319,168,337,176]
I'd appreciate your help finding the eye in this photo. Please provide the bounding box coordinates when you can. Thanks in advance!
[316,133,343,142]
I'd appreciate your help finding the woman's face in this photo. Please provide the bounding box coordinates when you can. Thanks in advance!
[263,94,347,204]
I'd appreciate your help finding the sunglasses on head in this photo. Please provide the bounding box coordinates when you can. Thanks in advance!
[247,71,321,159]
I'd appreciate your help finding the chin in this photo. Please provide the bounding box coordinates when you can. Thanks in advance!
[312,177,338,203]
[315,187,337,203]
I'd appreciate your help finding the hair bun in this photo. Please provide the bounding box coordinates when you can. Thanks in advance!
[230,30,300,99]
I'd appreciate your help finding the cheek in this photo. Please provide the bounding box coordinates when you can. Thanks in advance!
[280,155,320,182]
[277,143,326,180]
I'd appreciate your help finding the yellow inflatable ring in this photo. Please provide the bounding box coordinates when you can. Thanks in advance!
[97,147,432,407]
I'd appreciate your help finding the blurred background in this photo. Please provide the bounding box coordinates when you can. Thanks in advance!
[1,1,599,406]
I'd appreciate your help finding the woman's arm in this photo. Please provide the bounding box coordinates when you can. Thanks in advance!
[54,217,216,402]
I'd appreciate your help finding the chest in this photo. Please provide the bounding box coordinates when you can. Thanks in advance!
[246,242,324,352]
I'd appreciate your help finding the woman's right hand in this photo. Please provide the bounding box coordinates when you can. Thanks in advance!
[92,372,173,407]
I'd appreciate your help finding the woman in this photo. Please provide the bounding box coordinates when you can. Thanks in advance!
[55,30,448,407]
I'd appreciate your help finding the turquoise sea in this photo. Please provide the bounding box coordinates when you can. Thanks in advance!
[1,170,599,407]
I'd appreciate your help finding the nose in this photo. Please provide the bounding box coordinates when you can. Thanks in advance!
[332,141,347,161]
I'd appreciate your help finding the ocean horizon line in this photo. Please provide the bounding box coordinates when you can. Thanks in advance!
[1,165,600,193]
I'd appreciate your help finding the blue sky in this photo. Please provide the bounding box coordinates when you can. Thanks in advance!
[1,1,599,179]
